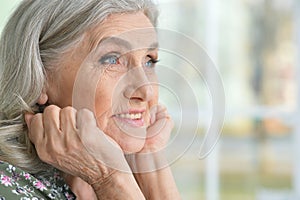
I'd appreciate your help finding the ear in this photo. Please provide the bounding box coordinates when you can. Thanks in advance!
[37,91,48,105]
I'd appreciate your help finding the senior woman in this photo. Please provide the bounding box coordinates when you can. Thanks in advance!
[0,0,180,199]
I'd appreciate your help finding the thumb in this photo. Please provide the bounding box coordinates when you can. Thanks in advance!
[24,113,34,129]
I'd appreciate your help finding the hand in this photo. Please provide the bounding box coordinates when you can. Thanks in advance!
[141,104,174,153]
[25,105,130,185]
[125,104,173,173]
[125,105,181,199]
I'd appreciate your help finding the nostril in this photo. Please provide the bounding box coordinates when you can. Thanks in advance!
[126,84,154,102]
[129,96,144,102]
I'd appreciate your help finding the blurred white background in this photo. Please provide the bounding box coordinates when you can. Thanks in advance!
[156,0,299,199]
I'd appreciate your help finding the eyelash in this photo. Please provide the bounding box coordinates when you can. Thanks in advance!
[98,54,159,69]
[145,56,159,68]
[99,54,120,65]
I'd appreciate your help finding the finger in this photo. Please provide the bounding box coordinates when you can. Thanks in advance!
[149,105,158,125]
[155,110,169,120]
[76,109,128,170]
[149,117,173,139]
[60,107,77,134]
[152,104,168,121]
[24,113,34,129]
[76,109,97,133]
[43,105,61,134]
[151,104,167,121]
[165,117,174,132]
[60,107,79,145]
[76,108,99,147]
[147,117,167,138]
[27,113,44,145]
[75,109,119,149]
[156,104,167,113]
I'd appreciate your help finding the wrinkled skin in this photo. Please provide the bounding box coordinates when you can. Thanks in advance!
[25,12,179,199]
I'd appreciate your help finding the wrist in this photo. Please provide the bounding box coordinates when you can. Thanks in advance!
[131,167,181,200]
[91,170,145,200]
[77,160,115,186]
[90,169,117,192]
[125,150,168,173]
[81,154,131,185]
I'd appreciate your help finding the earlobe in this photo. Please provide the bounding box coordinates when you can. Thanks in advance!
[37,92,48,105]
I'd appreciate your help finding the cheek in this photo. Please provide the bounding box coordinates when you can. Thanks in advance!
[151,85,159,104]
[93,75,117,129]
[149,73,159,101]
[47,70,77,107]
[94,91,113,129]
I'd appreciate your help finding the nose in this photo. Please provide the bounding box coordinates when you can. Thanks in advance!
[124,67,154,102]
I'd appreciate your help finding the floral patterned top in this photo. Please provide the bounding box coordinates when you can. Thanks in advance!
[0,160,76,200]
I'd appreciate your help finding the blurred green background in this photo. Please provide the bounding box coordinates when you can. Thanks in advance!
[0,0,20,30]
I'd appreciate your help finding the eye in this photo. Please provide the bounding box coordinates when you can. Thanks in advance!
[144,56,159,68]
[99,54,120,65]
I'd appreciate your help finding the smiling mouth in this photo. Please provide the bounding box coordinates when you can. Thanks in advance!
[113,112,145,127]
[114,113,142,120]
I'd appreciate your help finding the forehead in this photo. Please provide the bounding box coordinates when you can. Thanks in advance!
[87,12,158,51]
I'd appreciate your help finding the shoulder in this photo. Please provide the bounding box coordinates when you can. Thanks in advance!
[0,160,76,200]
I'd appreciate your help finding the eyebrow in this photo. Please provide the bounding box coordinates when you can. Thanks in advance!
[99,36,159,51]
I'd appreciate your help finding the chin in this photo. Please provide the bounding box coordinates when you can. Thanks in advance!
[119,137,146,154]
[101,118,147,154]
[113,123,147,154]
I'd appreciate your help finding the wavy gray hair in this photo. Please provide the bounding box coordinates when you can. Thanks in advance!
[0,0,158,174]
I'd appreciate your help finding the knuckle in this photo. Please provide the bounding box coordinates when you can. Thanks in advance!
[167,116,174,125]
[28,114,43,142]
[78,108,95,120]
[31,113,42,124]
[44,105,60,114]
[61,107,77,130]
[62,106,76,114]
[158,104,166,110]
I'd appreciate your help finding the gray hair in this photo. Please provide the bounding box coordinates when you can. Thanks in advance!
[0,0,158,174]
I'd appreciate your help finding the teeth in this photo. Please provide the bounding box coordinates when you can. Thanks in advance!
[116,113,142,120]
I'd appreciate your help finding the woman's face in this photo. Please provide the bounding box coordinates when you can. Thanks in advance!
[46,12,159,153]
